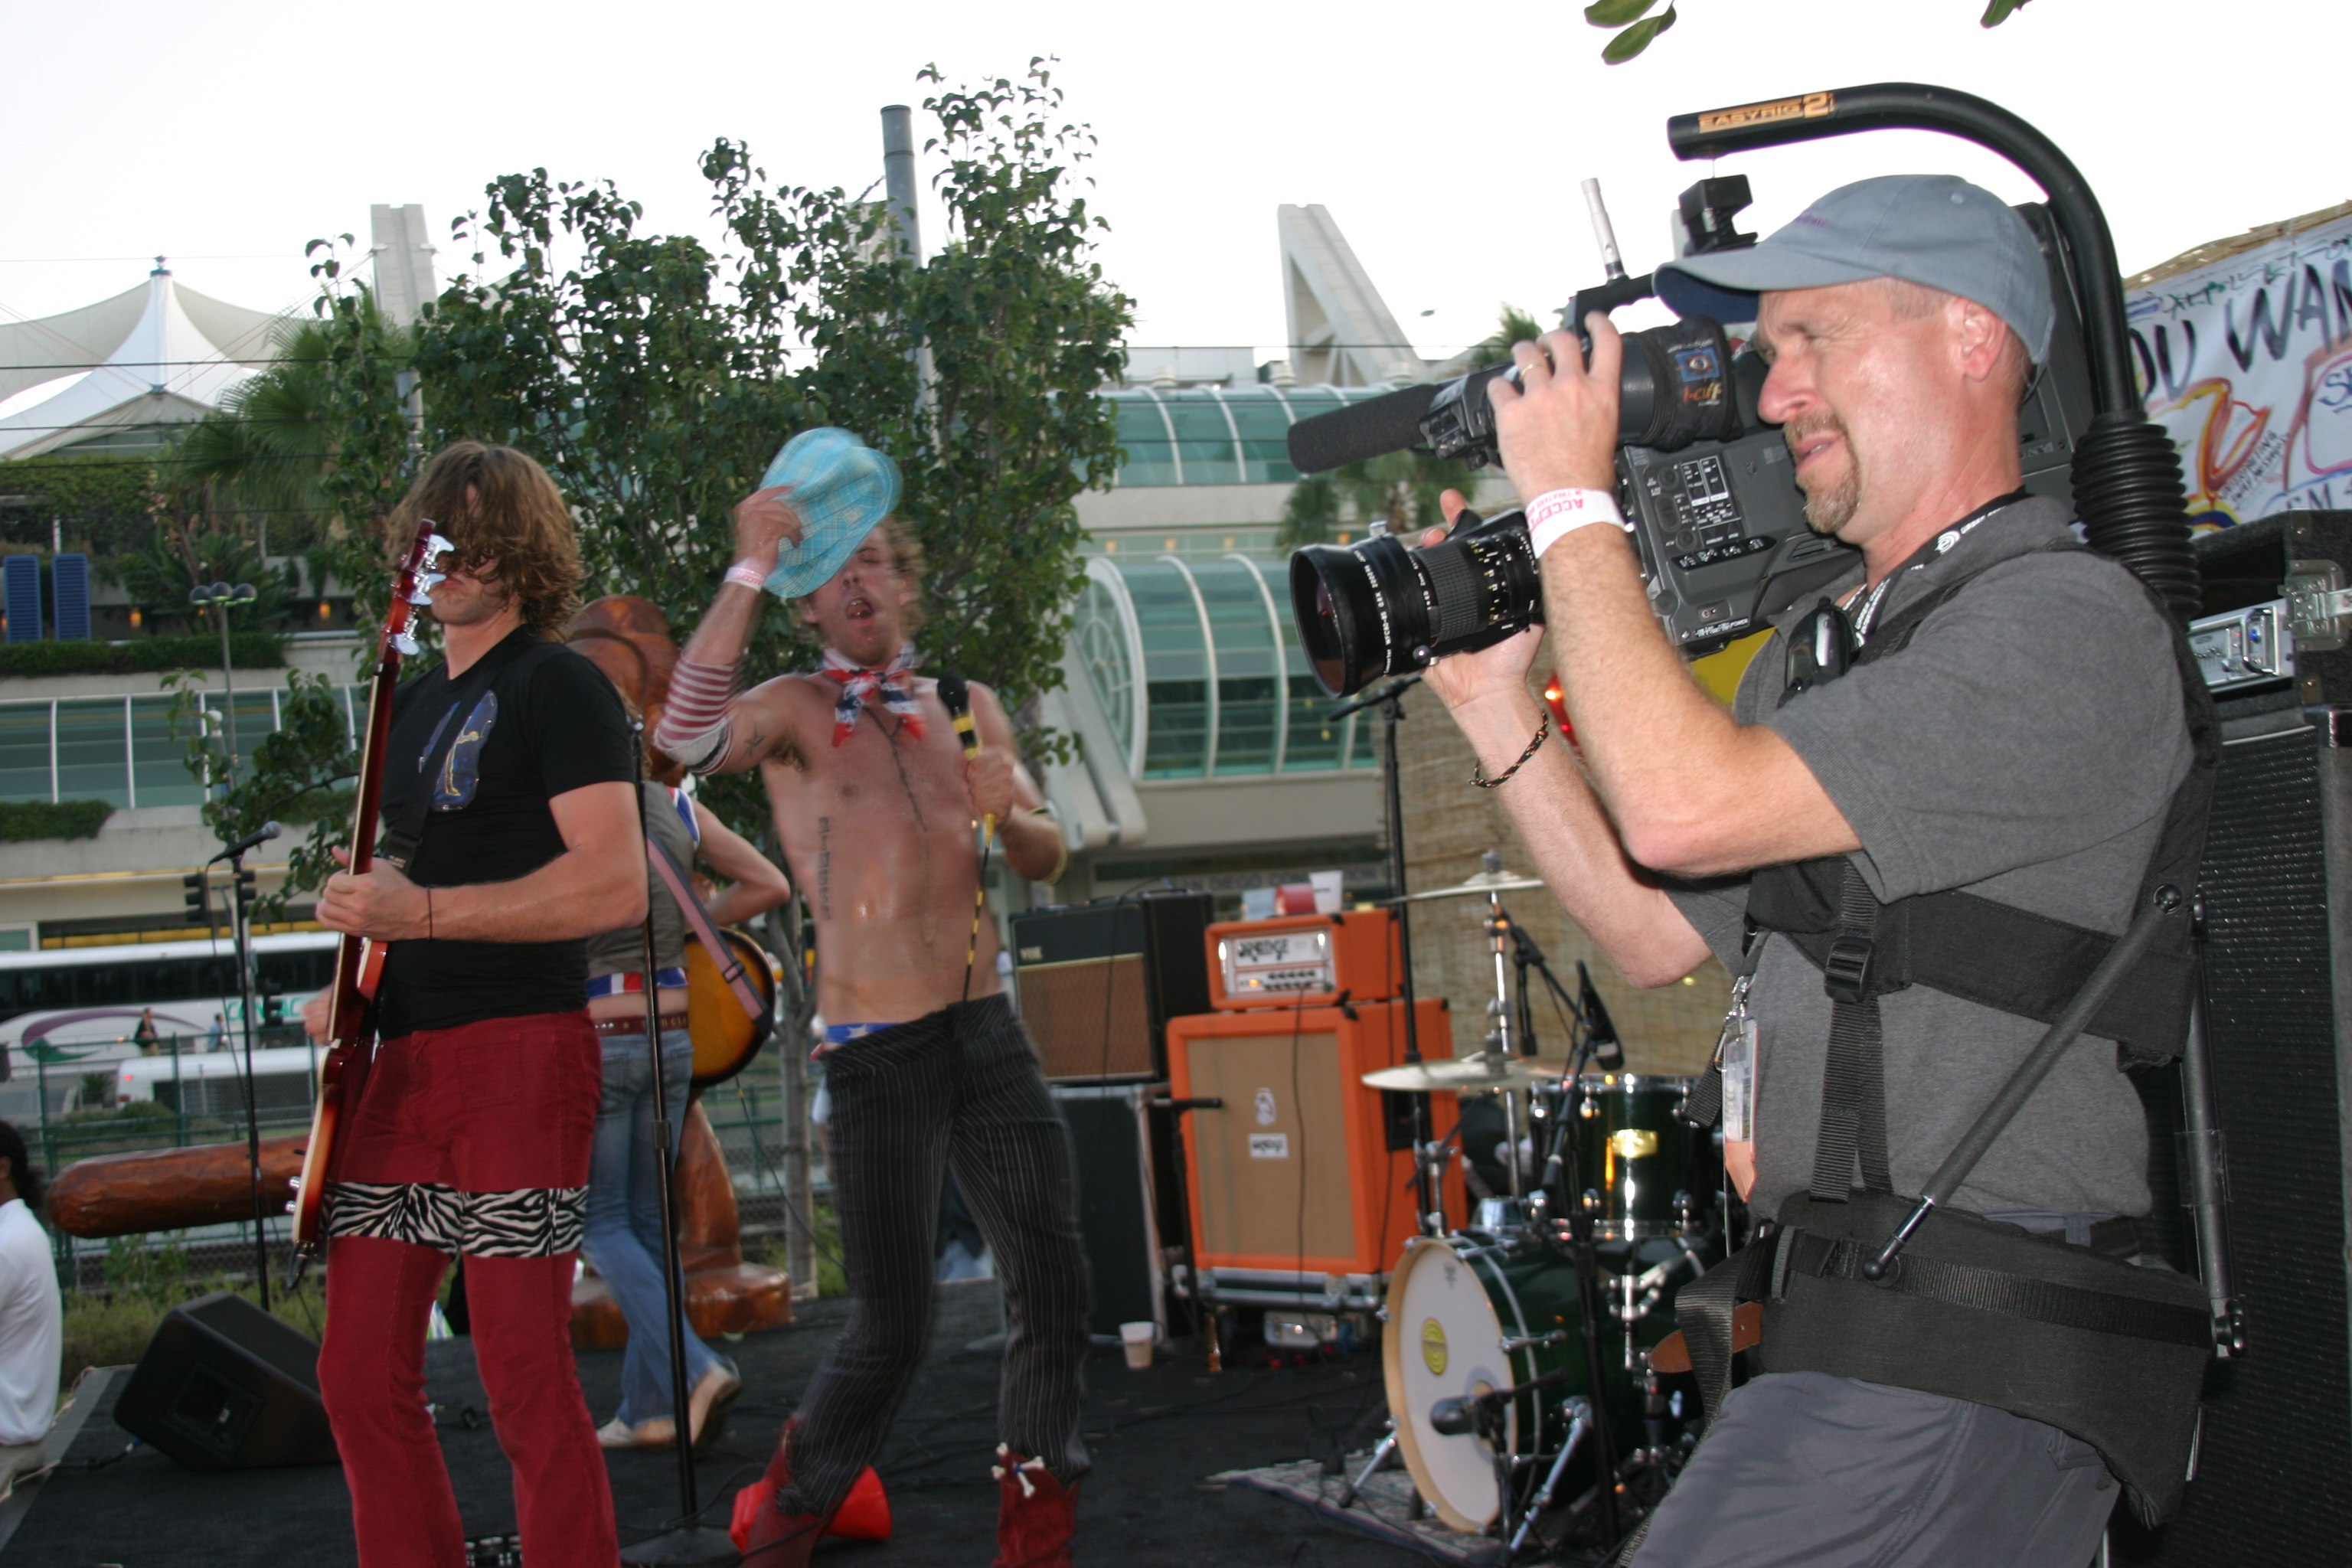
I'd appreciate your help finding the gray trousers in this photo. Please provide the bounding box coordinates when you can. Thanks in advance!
[1634,1372,2115,1567]
[782,995,1091,1517]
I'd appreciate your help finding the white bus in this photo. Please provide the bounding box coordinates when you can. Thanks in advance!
[109,1041,329,1120]
[0,932,338,1079]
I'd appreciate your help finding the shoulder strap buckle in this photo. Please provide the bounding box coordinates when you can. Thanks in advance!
[1822,933,1876,1004]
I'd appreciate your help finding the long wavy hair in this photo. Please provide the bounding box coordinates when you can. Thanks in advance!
[0,1120,41,1211]
[387,443,582,638]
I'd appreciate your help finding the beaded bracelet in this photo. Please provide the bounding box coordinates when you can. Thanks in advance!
[1471,709,1551,789]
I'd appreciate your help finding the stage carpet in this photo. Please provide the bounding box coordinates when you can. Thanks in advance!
[3,1279,1435,1566]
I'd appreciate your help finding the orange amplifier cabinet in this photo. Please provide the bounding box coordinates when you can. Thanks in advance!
[1204,910,1403,1011]
[1167,998,1464,1279]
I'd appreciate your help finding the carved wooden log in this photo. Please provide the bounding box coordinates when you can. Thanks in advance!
[48,1135,307,1239]
[570,1097,792,1348]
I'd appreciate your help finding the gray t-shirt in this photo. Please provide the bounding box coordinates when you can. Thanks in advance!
[1666,496,2190,1219]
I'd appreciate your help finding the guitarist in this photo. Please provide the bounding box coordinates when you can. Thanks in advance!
[301,442,643,1568]
[655,493,1087,1568]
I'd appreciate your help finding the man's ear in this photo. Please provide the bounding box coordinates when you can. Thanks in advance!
[795,597,819,626]
[1950,296,2006,385]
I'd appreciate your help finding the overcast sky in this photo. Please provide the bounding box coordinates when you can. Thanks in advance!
[3,0,2341,391]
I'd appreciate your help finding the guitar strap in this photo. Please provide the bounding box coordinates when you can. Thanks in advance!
[646,833,769,1025]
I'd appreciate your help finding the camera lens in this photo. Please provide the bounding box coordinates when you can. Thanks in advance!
[1287,512,1544,698]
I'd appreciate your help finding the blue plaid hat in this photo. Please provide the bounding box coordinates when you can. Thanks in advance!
[756,428,904,600]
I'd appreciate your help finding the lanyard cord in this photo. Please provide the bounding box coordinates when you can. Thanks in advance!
[1849,488,2033,645]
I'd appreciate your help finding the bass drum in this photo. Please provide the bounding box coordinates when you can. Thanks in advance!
[1383,1235,1660,1532]
[687,926,779,1089]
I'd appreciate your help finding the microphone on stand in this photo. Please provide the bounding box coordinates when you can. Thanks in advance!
[1578,960,1624,1070]
[209,821,283,864]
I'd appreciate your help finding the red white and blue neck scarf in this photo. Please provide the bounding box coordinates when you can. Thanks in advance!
[820,643,926,747]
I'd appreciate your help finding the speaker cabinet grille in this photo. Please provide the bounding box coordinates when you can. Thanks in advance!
[2119,717,2352,1563]
[1022,955,1153,1080]
[1010,893,1212,1083]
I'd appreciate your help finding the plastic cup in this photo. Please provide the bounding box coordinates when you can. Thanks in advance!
[1119,1321,1155,1369]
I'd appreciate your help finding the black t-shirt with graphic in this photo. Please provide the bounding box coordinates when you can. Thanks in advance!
[372,628,635,1039]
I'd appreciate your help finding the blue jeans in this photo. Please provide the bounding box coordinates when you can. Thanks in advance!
[580,1029,723,1426]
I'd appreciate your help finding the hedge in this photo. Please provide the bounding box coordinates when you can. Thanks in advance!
[0,633,285,678]
[0,799,115,841]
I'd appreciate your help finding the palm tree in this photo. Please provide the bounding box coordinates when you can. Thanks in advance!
[176,296,414,558]
[1279,449,1481,548]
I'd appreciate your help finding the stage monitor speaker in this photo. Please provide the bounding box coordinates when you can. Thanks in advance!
[1053,1084,1168,1339]
[2110,520,2352,1566]
[114,1290,337,1471]
[1012,891,1212,1083]
[1167,998,1465,1290]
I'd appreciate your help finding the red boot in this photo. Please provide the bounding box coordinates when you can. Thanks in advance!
[730,1440,828,1568]
[991,1445,1079,1568]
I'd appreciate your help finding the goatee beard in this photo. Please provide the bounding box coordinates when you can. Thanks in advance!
[1786,416,1860,536]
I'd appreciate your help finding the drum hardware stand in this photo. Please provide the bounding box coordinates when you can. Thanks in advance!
[1506,1396,1593,1558]
[2179,898,2244,1357]
[1329,675,1443,1233]
[1336,1425,1400,1509]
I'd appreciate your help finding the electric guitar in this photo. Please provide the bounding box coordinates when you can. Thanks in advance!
[287,519,451,1270]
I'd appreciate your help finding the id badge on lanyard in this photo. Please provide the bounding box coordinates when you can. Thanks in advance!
[1717,972,1757,1142]
[1716,969,1759,1198]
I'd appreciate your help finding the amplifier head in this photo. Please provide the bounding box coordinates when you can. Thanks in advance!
[1205,910,1403,1011]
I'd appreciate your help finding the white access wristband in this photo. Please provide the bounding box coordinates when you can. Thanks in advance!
[1524,488,1628,558]
[724,560,769,590]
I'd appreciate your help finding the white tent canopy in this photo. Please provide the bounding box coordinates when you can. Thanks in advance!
[0,264,292,460]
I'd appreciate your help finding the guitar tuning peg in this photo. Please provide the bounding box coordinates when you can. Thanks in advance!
[426,532,454,564]
[394,629,421,657]
[407,573,444,604]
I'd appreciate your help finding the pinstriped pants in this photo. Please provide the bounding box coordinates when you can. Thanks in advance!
[783,995,1091,1517]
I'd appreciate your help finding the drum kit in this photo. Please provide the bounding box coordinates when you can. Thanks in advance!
[1349,856,1724,1560]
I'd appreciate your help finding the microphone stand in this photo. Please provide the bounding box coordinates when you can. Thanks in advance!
[620,751,735,1566]
[208,825,280,1312]
[1329,675,1442,1233]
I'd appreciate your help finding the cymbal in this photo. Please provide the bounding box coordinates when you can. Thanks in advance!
[1384,868,1547,903]
[1361,1052,1555,1093]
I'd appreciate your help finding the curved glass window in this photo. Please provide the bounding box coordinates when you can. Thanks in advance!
[1115,396,1181,487]
[1192,559,1279,775]
[1071,555,1376,779]
[1073,570,1141,773]
[1229,392,1298,484]
[1123,560,1211,779]
[1165,397,1241,485]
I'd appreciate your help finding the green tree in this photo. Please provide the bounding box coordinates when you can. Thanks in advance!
[1279,449,1482,548]
[175,302,415,563]
[1586,0,2034,63]
[100,522,299,635]
[224,58,1130,914]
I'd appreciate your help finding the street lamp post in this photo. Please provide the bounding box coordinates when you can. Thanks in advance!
[187,581,257,791]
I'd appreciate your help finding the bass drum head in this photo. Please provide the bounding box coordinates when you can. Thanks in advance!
[1383,1237,1537,1532]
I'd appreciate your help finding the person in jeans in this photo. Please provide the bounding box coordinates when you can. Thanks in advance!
[655,495,1086,1568]
[582,758,789,1452]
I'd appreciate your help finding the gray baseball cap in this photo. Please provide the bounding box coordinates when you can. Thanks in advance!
[1655,174,2054,362]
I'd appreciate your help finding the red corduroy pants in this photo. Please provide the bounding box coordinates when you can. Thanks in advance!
[316,1011,616,1568]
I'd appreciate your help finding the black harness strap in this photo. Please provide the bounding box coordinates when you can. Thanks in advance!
[1775,1229,2212,1348]
[1810,861,1893,1202]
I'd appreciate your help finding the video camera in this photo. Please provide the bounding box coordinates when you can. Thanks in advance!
[1285,174,2099,698]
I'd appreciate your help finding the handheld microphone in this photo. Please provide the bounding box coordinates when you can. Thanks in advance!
[934,672,993,839]
[1578,960,1625,1070]
[210,821,283,864]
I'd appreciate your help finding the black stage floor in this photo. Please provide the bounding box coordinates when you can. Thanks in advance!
[3,1280,1434,1567]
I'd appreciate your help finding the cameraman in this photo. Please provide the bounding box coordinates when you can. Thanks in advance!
[1422,175,2191,1565]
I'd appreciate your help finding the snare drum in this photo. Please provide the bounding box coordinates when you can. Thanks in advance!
[1563,1073,1716,1240]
